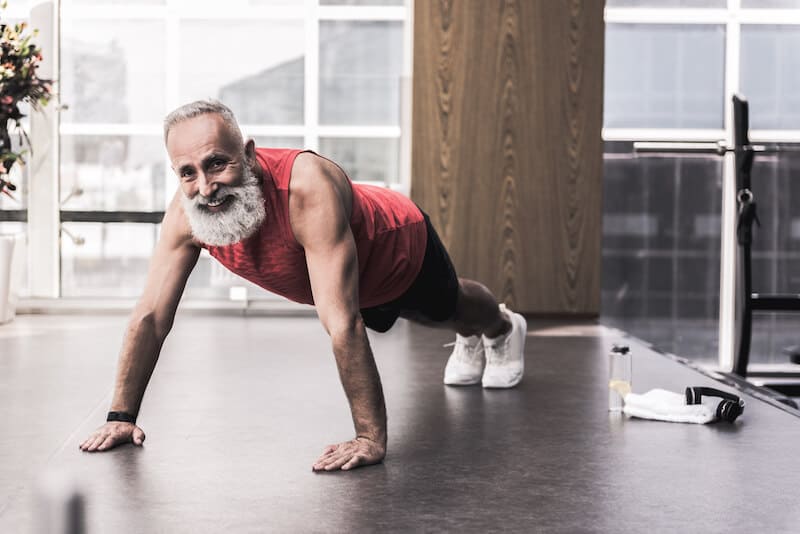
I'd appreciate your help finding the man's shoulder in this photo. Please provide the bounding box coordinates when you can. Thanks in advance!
[164,190,202,248]
[291,152,349,192]
[287,152,353,240]
[256,147,308,181]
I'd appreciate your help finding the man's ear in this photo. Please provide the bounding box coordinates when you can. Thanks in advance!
[243,139,261,179]
[244,139,256,166]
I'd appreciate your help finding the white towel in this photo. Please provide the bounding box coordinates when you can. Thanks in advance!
[623,388,716,424]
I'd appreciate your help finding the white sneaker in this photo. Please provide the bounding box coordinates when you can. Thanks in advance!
[482,304,527,388]
[443,334,485,386]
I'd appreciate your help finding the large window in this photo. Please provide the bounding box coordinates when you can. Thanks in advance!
[603,2,800,366]
[0,0,409,300]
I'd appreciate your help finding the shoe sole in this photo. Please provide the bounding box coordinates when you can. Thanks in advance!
[444,376,482,386]
[482,372,523,389]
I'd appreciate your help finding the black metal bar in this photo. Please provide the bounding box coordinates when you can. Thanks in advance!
[60,211,165,224]
[2,210,166,223]
[735,241,754,377]
[733,94,754,378]
[733,94,750,152]
[751,294,800,312]
[632,141,785,156]
[633,141,727,155]
[0,210,27,222]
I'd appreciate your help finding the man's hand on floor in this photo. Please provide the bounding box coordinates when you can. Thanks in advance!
[312,436,385,472]
[79,421,145,452]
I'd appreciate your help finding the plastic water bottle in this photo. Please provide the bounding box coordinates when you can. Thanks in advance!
[608,345,632,412]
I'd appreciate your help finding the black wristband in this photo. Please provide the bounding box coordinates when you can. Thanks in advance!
[107,411,137,424]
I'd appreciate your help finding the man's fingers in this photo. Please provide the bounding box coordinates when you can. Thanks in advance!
[315,448,349,471]
[314,451,343,471]
[80,431,102,450]
[312,444,343,470]
[79,422,143,453]
[97,435,116,451]
[93,434,110,451]
[319,446,339,462]
[78,435,94,450]
[323,453,353,471]
[341,454,364,471]
[86,434,106,452]
[313,440,384,472]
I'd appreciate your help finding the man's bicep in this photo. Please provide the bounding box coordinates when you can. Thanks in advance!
[291,157,363,334]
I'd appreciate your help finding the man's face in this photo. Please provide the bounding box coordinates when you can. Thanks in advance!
[166,114,266,246]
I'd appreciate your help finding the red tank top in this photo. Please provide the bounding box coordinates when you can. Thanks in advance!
[201,148,427,308]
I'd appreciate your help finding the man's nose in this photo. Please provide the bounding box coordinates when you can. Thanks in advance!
[197,172,217,199]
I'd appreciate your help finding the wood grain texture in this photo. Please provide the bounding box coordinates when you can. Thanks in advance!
[411,0,605,314]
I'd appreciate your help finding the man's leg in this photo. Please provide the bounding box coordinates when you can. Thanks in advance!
[451,278,511,339]
[393,210,525,387]
[404,278,511,338]
[401,277,525,388]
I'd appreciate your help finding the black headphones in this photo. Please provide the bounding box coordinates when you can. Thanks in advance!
[685,387,745,423]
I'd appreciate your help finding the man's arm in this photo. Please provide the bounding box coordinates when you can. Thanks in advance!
[80,190,200,452]
[289,154,387,472]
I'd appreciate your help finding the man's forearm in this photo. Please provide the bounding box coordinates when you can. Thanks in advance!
[109,313,167,417]
[331,320,387,445]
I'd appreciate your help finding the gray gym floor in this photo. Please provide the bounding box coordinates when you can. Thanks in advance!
[2,314,800,533]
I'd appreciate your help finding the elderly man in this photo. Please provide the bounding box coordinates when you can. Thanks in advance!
[79,100,526,471]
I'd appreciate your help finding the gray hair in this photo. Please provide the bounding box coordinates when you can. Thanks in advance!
[163,99,243,146]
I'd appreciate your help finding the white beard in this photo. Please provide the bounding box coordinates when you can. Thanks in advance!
[181,166,267,246]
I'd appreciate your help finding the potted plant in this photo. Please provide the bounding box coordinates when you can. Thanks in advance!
[0,0,53,323]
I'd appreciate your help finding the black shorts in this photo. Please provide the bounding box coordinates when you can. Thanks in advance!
[360,210,460,333]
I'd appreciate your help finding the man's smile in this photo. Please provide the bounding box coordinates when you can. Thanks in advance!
[202,195,233,213]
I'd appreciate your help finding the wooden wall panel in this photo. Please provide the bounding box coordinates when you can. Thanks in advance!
[411,0,605,315]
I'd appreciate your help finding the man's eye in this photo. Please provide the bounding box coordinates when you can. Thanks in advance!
[211,160,226,168]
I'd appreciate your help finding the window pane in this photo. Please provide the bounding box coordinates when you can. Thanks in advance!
[739,148,800,363]
[607,0,725,6]
[60,135,167,212]
[749,148,800,294]
[184,253,284,301]
[175,0,296,6]
[252,137,305,150]
[602,145,723,363]
[319,138,399,184]
[60,222,157,297]
[61,20,166,124]
[742,0,800,7]
[63,0,164,5]
[249,0,309,4]
[321,0,402,4]
[319,21,403,125]
[59,225,295,299]
[740,26,800,130]
[180,20,305,125]
[604,24,725,129]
